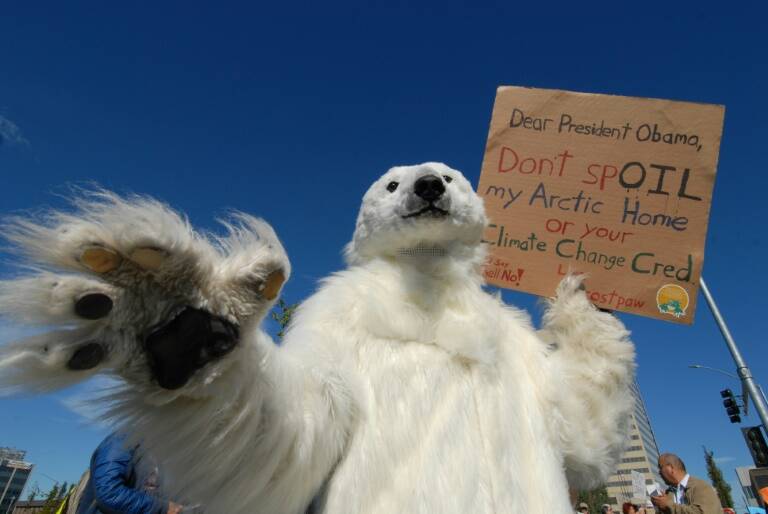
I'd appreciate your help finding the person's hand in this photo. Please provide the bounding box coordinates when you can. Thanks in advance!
[167,501,184,514]
[650,494,671,512]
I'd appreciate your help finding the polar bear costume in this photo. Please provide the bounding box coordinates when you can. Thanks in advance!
[0,163,635,514]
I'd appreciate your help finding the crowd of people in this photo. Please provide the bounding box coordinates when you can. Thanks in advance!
[49,434,731,514]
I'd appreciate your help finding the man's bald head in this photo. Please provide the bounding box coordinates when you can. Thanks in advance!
[659,453,686,471]
[658,453,687,485]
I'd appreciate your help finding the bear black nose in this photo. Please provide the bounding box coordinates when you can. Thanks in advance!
[413,175,445,202]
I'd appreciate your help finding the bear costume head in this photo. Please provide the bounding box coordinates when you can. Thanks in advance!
[346,162,487,265]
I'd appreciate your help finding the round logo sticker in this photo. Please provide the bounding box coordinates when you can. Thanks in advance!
[656,284,690,318]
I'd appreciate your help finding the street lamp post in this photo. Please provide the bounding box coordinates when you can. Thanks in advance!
[699,278,768,432]
[689,364,749,416]
[689,364,738,379]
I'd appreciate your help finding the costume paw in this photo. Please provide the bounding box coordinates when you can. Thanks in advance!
[0,191,289,393]
[553,273,587,301]
[541,273,615,336]
[547,273,594,317]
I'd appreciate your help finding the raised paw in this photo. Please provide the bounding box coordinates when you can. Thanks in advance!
[0,190,291,395]
[554,273,588,301]
[540,273,596,330]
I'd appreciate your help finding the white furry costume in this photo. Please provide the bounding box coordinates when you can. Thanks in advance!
[0,163,635,514]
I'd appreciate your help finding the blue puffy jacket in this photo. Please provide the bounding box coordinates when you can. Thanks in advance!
[76,433,167,514]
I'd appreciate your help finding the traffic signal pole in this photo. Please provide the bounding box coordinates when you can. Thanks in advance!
[700,278,768,433]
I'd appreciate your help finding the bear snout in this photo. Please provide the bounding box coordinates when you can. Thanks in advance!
[413,175,445,202]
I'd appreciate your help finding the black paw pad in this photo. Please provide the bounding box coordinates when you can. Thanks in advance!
[74,293,113,320]
[67,342,106,370]
[144,307,239,390]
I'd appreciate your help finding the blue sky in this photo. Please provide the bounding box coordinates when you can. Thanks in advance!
[1,1,766,508]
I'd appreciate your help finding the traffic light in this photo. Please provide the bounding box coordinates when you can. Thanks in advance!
[742,426,768,468]
[721,389,741,423]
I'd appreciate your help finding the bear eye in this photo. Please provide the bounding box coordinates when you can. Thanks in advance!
[443,175,453,183]
[386,181,399,192]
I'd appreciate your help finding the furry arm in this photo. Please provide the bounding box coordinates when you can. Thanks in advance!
[539,275,636,489]
[0,191,355,513]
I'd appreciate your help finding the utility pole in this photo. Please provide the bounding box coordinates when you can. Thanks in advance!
[700,278,768,432]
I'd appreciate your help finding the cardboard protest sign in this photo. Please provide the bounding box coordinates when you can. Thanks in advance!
[478,86,725,324]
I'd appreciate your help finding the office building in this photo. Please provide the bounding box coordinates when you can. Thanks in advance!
[0,447,33,514]
[604,380,664,508]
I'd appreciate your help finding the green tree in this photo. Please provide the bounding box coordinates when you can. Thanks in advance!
[39,483,61,514]
[704,446,733,508]
[26,482,41,501]
[271,299,299,340]
[58,481,69,499]
[577,485,610,513]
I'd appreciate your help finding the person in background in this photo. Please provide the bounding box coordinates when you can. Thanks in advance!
[650,453,723,514]
[622,501,645,514]
[76,432,184,514]
[577,502,590,514]
[601,504,614,514]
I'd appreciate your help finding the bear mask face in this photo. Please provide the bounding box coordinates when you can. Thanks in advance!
[346,162,488,264]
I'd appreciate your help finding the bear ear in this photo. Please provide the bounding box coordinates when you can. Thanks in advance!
[0,328,110,395]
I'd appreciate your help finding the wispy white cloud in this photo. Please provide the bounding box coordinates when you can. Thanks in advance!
[0,115,30,148]
[714,456,735,464]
